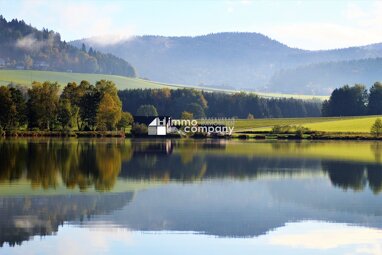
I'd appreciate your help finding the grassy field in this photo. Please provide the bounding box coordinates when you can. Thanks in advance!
[0,69,328,100]
[0,69,173,90]
[235,115,382,133]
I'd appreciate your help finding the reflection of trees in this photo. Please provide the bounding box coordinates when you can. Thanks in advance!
[120,152,321,182]
[2,139,382,194]
[0,139,128,191]
[95,143,122,190]
[322,160,382,193]
[271,141,314,152]
[0,193,133,247]
[0,141,26,182]
[367,165,382,194]
[371,142,382,163]
[26,142,61,189]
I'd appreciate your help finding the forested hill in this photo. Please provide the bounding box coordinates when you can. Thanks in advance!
[73,33,382,94]
[0,16,136,77]
[268,58,382,94]
[72,33,301,90]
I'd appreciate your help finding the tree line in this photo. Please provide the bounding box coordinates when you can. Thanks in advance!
[118,89,322,118]
[0,80,131,132]
[0,82,323,133]
[322,82,382,116]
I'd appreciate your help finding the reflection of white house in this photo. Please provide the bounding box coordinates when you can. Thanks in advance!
[0,58,5,67]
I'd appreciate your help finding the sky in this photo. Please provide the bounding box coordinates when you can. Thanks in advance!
[0,0,382,50]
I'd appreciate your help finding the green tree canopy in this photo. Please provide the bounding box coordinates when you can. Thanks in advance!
[0,86,16,130]
[322,84,367,117]
[136,105,158,117]
[117,112,133,130]
[186,103,205,118]
[371,118,382,138]
[27,81,60,130]
[368,82,382,115]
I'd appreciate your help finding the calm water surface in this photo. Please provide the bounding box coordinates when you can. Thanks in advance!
[0,139,382,254]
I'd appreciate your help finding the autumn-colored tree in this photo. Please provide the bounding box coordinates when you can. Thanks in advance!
[96,93,122,130]
[181,111,193,120]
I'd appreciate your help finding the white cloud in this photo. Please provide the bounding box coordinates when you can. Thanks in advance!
[87,32,135,46]
[258,22,382,50]
[267,221,382,252]
[16,0,135,44]
[251,1,382,50]
[16,33,55,51]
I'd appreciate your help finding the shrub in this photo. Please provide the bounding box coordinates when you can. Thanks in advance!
[271,125,291,134]
[181,111,193,120]
[295,125,310,138]
[371,118,382,138]
[131,123,148,136]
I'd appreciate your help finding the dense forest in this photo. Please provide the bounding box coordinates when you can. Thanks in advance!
[322,82,382,116]
[0,16,136,77]
[119,89,322,118]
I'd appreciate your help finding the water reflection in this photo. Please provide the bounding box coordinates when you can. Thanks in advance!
[2,139,382,192]
[0,193,133,247]
[1,139,382,252]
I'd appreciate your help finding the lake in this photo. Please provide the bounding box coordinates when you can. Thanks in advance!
[0,138,382,254]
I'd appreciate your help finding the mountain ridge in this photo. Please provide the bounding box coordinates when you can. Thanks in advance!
[72,32,382,94]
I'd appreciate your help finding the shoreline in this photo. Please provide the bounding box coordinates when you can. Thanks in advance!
[0,131,126,138]
[1,130,382,140]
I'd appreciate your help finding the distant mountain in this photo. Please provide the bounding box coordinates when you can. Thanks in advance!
[72,33,301,90]
[268,57,382,94]
[0,16,136,77]
[73,33,382,94]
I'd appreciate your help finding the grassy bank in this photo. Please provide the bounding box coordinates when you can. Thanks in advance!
[235,115,382,133]
[0,69,328,100]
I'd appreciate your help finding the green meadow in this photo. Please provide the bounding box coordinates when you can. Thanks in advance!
[0,69,328,100]
[235,115,382,133]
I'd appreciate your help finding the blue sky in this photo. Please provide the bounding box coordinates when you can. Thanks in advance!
[0,0,381,50]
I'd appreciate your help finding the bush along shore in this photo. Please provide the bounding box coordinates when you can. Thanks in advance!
[233,132,382,140]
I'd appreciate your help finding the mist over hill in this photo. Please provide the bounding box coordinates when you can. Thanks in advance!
[0,16,136,77]
[73,33,382,95]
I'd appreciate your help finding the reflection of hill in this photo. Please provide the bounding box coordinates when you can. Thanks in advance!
[91,178,382,238]
[0,193,133,247]
[2,139,382,242]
